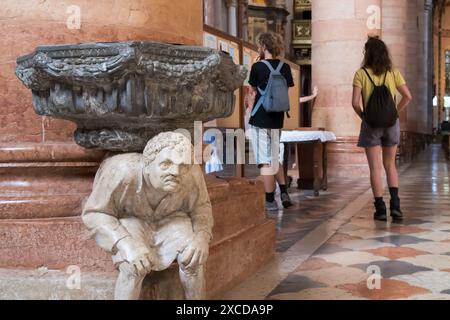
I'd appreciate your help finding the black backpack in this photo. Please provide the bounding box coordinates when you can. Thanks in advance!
[362,68,398,128]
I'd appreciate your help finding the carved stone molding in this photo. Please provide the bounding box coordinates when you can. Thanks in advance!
[292,20,311,41]
[294,0,311,12]
[16,41,247,152]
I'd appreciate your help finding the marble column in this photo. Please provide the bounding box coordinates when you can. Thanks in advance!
[227,0,238,37]
[312,0,382,177]
[0,0,203,267]
[424,0,434,134]
[214,0,228,33]
[381,0,413,131]
[204,0,216,27]
[434,1,449,129]
[382,0,432,134]
[239,0,249,41]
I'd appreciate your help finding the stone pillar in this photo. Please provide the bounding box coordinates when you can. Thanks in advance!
[434,1,450,128]
[312,0,381,177]
[239,0,249,41]
[425,0,433,131]
[204,0,216,27]
[0,0,203,268]
[284,0,294,55]
[214,0,228,33]
[381,0,414,131]
[423,0,434,134]
[227,0,238,37]
[382,0,432,134]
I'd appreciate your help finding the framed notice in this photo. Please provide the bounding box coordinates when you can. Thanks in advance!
[203,33,217,49]
[229,43,239,64]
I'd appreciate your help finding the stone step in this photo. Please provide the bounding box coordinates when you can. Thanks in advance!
[0,220,276,299]
[0,177,266,271]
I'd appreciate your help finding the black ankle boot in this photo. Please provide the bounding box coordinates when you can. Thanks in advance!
[390,198,403,220]
[374,200,387,221]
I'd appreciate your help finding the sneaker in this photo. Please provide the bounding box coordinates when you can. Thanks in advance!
[373,201,387,221]
[280,193,293,208]
[265,200,279,212]
[390,199,403,221]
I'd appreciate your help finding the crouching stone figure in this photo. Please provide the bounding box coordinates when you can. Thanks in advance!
[82,131,213,300]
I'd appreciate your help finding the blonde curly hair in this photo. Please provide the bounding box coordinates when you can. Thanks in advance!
[257,32,285,58]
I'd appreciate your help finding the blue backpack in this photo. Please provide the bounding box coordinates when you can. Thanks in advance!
[251,60,290,117]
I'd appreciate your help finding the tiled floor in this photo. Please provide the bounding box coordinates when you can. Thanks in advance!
[266,144,450,300]
[221,156,372,253]
[270,177,371,252]
[221,144,450,300]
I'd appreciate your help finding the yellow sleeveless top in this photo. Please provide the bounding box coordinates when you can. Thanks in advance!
[353,68,406,108]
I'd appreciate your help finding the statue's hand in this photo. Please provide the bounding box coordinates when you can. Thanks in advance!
[129,253,154,277]
[179,232,210,270]
[116,237,154,276]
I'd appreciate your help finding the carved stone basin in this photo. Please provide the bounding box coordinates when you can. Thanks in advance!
[16,41,246,151]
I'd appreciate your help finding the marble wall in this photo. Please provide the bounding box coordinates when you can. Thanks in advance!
[0,0,203,146]
[0,0,203,255]
[0,0,204,224]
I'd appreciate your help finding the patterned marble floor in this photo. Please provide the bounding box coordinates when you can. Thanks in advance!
[222,158,373,252]
[269,177,371,252]
[267,144,450,300]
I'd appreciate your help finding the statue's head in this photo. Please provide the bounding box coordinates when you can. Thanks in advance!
[143,132,193,193]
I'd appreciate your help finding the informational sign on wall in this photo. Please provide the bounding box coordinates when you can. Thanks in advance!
[203,33,217,49]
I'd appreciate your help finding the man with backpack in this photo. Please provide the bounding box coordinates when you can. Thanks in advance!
[247,32,295,212]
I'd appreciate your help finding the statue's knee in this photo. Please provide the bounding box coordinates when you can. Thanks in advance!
[179,264,203,277]
[118,262,144,280]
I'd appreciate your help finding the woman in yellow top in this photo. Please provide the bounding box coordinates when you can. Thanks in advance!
[352,36,412,221]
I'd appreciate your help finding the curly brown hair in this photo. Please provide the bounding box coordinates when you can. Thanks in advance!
[257,32,284,58]
[362,36,393,76]
[143,131,193,166]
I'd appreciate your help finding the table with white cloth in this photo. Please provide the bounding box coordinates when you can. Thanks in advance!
[280,130,337,196]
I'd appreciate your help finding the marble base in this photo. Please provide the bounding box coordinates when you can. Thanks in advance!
[0,143,105,219]
[327,137,370,178]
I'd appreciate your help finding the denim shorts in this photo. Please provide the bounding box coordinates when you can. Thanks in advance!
[357,119,400,148]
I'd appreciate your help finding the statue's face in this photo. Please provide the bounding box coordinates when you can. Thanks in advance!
[146,147,191,193]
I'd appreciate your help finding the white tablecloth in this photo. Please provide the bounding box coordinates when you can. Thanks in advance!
[280,130,337,143]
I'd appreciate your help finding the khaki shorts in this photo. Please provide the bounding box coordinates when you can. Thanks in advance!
[357,119,400,148]
[248,125,283,167]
